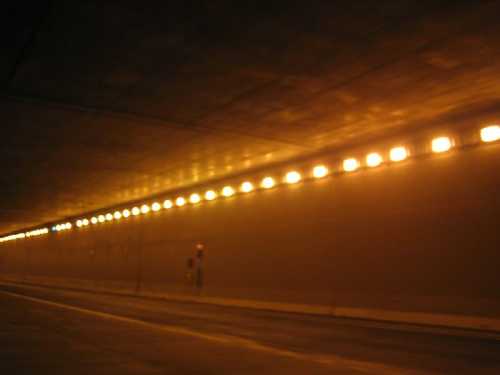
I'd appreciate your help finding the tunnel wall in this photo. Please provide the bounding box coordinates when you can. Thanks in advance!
[1,144,500,318]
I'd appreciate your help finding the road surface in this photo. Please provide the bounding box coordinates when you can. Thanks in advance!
[0,282,499,374]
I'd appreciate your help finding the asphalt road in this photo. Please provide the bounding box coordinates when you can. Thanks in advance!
[0,282,499,374]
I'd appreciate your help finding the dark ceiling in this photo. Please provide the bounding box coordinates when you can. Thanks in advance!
[1,0,500,233]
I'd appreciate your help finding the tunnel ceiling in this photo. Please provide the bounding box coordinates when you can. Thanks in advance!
[1,0,500,233]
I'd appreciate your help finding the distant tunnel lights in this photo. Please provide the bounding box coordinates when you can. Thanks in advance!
[480,125,500,143]
[189,194,201,204]
[343,158,359,172]
[366,153,383,168]
[389,146,408,162]
[240,182,254,193]
[312,165,328,178]
[431,136,453,153]
[222,186,235,197]
[261,177,275,189]
[2,125,500,244]
[204,190,217,200]
[285,171,301,184]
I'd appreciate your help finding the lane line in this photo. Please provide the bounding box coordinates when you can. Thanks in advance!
[0,289,433,375]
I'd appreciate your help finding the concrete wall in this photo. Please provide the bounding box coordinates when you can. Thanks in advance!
[2,144,500,317]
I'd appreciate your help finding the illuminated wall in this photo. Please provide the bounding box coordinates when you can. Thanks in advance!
[1,127,500,316]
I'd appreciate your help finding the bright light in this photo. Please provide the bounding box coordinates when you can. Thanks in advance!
[312,165,328,178]
[140,204,150,214]
[55,224,61,231]
[91,217,98,224]
[285,171,301,184]
[82,219,89,226]
[76,220,82,227]
[132,207,140,216]
[480,125,500,143]
[152,202,161,211]
[343,158,359,172]
[65,222,72,229]
[98,215,105,223]
[204,190,217,200]
[113,211,122,220]
[105,213,113,221]
[431,136,452,153]
[163,200,173,209]
[222,186,235,197]
[389,146,408,162]
[366,152,383,168]
[176,197,186,206]
[189,193,201,204]
[261,177,275,189]
[240,182,254,193]
[122,209,130,218]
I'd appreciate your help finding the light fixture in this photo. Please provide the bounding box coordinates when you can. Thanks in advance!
[132,207,140,216]
[65,222,72,229]
[91,217,98,224]
[82,219,89,226]
[389,146,408,162]
[261,177,275,189]
[105,213,113,221]
[189,193,201,204]
[113,211,122,220]
[285,171,301,184]
[204,190,217,200]
[140,204,150,214]
[163,200,173,209]
[98,215,105,223]
[312,165,328,178]
[152,202,161,211]
[176,197,186,206]
[222,186,235,197]
[76,220,83,228]
[240,182,254,193]
[431,136,452,153]
[366,153,383,168]
[122,209,130,218]
[343,158,359,172]
[480,125,500,143]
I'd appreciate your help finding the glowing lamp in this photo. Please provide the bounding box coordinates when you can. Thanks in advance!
[261,177,275,189]
[189,194,201,204]
[285,171,301,184]
[312,165,328,178]
[204,190,217,200]
[366,153,383,168]
[222,186,235,197]
[240,182,254,193]
[343,158,359,172]
[431,136,452,153]
[480,125,500,143]
[389,146,408,162]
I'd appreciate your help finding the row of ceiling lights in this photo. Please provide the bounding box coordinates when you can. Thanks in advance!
[1,125,499,243]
